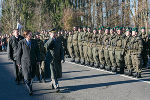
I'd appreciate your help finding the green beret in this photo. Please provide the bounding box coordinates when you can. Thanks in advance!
[93,28,97,30]
[98,27,102,30]
[117,27,123,30]
[83,26,87,28]
[106,27,110,30]
[87,27,91,29]
[132,28,138,32]
[141,27,145,29]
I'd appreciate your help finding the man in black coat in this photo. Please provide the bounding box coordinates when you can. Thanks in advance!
[7,29,24,84]
[17,30,40,95]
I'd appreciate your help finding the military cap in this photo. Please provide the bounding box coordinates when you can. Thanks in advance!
[141,27,145,29]
[93,28,97,30]
[49,28,56,32]
[132,27,138,32]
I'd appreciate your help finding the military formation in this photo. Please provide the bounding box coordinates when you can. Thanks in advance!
[49,26,149,78]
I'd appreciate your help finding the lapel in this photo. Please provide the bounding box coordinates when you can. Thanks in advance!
[23,39,31,50]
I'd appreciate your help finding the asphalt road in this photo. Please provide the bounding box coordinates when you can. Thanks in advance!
[0,52,150,100]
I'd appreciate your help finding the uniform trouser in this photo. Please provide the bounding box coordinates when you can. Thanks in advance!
[13,60,20,81]
[39,61,45,80]
[67,43,75,59]
[98,47,105,65]
[83,44,89,62]
[88,44,94,63]
[115,50,124,70]
[78,43,84,62]
[104,48,111,67]
[124,51,132,70]
[73,44,80,61]
[131,53,142,73]
[92,46,99,65]
[109,49,117,67]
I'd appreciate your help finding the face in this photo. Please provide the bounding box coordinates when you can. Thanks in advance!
[98,30,101,34]
[93,30,97,34]
[87,28,91,32]
[26,32,32,40]
[83,28,86,32]
[35,35,40,39]
[132,31,136,36]
[141,29,145,33]
[78,28,81,32]
[125,31,130,36]
[73,27,76,31]
[110,29,114,34]
[105,29,109,34]
[117,30,121,35]
[13,30,19,37]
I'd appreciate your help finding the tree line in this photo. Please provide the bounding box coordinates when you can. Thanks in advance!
[0,0,150,34]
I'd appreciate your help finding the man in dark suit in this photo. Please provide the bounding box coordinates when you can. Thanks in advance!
[44,29,64,92]
[17,30,40,95]
[7,29,24,84]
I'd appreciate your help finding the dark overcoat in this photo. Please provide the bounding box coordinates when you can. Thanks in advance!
[16,39,40,80]
[44,37,64,79]
[7,35,24,60]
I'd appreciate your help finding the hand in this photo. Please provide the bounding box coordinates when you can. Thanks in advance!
[61,60,65,63]
[18,65,21,67]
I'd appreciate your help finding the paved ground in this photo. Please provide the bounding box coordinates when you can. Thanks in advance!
[0,52,150,100]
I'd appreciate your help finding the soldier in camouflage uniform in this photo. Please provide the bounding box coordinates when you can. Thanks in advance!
[108,28,117,71]
[72,26,80,63]
[103,27,112,70]
[78,27,85,65]
[112,27,125,74]
[92,28,99,68]
[140,27,149,68]
[87,27,94,67]
[67,31,75,62]
[130,28,143,78]
[82,27,88,65]
[97,27,105,69]
[124,29,132,76]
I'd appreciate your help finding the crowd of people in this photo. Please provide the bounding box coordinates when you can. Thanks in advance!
[1,25,150,96]
[7,29,64,96]
[0,34,10,52]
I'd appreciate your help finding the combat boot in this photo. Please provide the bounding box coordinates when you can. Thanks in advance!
[71,58,75,62]
[105,66,111,71]
[90,62,94,67]
[100,64,105,69]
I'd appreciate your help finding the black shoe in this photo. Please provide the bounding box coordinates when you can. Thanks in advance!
[94,63,99,68]
[81,61,85,65]
[136,72,142,78]
[75,60,80,64]
[100,65,105,69]
[71,59,75,62]
[105,66,111,71]
[29,91,33,96]
[90,62,94,67]
[85,62,90,66]
[112,67,117,72]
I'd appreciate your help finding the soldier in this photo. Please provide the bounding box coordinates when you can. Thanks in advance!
[82,26,89,65]
[87,28,94,67]
[78,27,84,65]
[108,28,117,71]
[130,28,143,78]
[103,27,112,70]
[97,27,105,69]
[34,32,46,82]
[92,28,99,68]
[124,29,132,76]
[72,26,80,63]
[86,27,92,66]
[67,31,75,62]
[112,27,125,74]
[140,27,149,68]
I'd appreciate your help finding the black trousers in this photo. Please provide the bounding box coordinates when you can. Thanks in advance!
[13,60,20,81]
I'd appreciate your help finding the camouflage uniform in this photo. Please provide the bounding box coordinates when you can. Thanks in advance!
[73,31,80,63]
[92,33,99,67]
[87,32,93,66]
[130,35,143,77]
[78,31,85,64]
[103,34,112,70]
[67,33,75,61]
[97,33,105,69]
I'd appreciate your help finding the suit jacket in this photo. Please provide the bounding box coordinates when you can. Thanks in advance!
[7,35,24,60]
